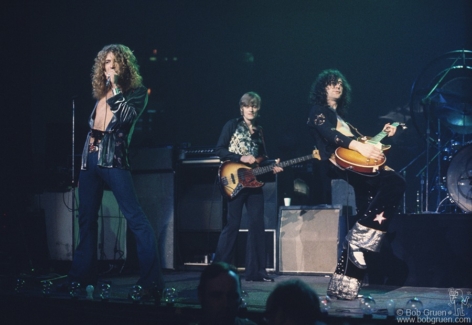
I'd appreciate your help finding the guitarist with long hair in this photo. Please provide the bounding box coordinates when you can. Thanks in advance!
[307,69,406,300]
[213,92,283,282]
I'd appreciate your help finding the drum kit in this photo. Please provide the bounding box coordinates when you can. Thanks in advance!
[409,49,472,213]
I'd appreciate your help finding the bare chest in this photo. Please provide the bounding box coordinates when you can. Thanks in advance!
[93,97,113,131]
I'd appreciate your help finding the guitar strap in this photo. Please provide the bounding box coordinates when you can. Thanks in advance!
[258,127,270,159]
[347,122,366,138]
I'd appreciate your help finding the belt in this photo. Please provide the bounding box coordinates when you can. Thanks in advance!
[88,144,99,153]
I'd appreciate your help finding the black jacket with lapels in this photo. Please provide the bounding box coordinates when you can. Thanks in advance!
[307,104,354,161]
[215,117,268,163]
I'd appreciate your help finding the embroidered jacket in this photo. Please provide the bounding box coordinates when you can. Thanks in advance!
[306,104,354,160]
[215,117,268,163]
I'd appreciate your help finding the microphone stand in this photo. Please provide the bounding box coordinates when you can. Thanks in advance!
[71,96,77,257]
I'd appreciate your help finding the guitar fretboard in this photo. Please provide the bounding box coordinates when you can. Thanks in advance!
[367,122,400,144]
[252,154,315,176]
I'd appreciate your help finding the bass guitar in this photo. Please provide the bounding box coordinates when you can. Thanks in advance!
[219,150,320,198]
[334,122,404,174]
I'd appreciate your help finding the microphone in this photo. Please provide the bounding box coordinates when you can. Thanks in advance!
[106,76,111,88]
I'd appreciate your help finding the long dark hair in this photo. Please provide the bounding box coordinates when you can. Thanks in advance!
[308,69,352,118]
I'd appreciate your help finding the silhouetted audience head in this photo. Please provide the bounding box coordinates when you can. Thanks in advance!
[198,262,255,325]
[264,279,321,325]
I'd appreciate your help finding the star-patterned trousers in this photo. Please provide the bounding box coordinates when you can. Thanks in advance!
[325,160,406,299]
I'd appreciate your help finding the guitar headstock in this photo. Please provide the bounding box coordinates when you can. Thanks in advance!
[390,122,407,130]
[398,122,407,130]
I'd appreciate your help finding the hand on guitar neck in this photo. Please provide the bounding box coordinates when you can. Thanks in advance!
[349,123,397,160]
[240,155,283,174]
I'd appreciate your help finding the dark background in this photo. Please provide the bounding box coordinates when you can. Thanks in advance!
[2,0,472,214]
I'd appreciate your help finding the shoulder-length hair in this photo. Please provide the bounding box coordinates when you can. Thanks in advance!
[308,69,352,118]
[91,44,143,99]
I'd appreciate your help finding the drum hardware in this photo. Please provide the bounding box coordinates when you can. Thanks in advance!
[409,49,472,213]
[435,194,451,213]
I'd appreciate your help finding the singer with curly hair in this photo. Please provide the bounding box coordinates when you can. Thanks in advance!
[68,44,164,298]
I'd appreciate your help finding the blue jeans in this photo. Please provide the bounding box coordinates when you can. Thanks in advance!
[68,151,164,289]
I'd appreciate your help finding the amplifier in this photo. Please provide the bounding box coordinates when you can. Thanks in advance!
[278,205,347,274]
[178,145,217,160]
[129,146,174,171]
[180,157,221,167]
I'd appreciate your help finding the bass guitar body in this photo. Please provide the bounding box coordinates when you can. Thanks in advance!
[218,162,262,199]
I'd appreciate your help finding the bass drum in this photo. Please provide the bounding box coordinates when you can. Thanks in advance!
[447,144,472,212]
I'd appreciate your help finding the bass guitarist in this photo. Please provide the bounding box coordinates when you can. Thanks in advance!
[306,69,406,300]
[213,92,283,282]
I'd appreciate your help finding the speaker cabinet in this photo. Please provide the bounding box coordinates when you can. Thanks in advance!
[240,174,279,229]
[175,161,223,231]
[278,206,347,274]
[235,229,276,271]
[132,172,175,269]
[331,179,356,215]
[37,190,127,261]
[129,146,174,171]
[174,160,223,267]
[177,229,276,271]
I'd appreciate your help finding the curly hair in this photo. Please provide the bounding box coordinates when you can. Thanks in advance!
[308,69,352,118]
[91,44,143,99]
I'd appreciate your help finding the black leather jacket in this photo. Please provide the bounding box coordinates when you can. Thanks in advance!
[307,104,354,161]
[80,85,148,170]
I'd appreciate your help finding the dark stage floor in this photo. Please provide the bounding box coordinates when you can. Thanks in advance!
[1,267,471,324]
[4,197,472,323]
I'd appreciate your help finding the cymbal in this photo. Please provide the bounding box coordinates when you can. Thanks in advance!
[435,107,472,134]
[432,89,472,134]
[434,88,472,104]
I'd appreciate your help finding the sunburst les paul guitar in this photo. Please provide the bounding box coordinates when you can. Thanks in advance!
[334,122,405,174]
[219,150,320,198]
